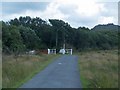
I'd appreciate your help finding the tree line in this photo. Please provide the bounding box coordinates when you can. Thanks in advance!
[1,16,119,54]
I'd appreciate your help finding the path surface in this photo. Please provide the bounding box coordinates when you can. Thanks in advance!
[20,55,82,88]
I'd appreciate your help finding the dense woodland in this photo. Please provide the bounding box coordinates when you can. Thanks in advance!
[1,16,119,54]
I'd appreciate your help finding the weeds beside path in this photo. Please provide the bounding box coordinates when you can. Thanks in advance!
[78,50,118,88]
[2,54,60,88]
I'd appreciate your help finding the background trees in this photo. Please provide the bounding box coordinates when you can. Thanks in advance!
[18,26,41,50]
[2,22,25,54]
[1,16,119,54]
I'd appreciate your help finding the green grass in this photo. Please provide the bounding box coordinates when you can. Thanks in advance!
[2,54,60,88]
[0,40,2,89]
[0,58,2,89]
[78,50,118,88]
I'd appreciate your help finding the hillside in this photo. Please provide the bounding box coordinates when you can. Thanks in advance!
[91,23,120,31]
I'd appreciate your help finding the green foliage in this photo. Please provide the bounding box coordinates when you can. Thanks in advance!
[2,23,25,54]
[2,16,119,54]
[18,25,41,50]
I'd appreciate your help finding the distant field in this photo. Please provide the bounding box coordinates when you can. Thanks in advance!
[2,54,59,88]
[78,50,118,88]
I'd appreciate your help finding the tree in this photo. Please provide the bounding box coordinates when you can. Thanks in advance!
[49,19,71,50]
[2,22,25,54]
[2,16,119,53]
[18,25,41,50]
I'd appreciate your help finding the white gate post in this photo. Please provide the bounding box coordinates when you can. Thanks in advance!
[48,49,50,54]
[71,49,72,55]
[55,49,56,54]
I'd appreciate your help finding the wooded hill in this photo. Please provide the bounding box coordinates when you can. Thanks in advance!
[1,16,119,54]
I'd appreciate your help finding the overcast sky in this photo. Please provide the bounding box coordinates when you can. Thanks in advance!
[1,0,119,28]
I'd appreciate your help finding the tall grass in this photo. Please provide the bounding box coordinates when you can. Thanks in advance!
[0,40,2,89]
[0,57,2,89]
[78,50,118,88]
[2,54,59,88]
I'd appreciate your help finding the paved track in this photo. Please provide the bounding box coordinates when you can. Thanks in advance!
[20,55,82,88]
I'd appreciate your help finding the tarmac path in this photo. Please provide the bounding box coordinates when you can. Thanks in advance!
[20,55,82,88]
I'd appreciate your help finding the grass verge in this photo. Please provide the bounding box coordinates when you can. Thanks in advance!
[0,40,2,89]
[2,54,60,88]
[78,50,118,88]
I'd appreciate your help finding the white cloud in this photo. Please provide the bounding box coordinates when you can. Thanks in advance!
[2,0,118,28]
[98,16,116,24]
[39,1,69,19]
[52,0,104,17]
[2,1,69,21]
[75,1,104,17]
[45,0,118,28]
